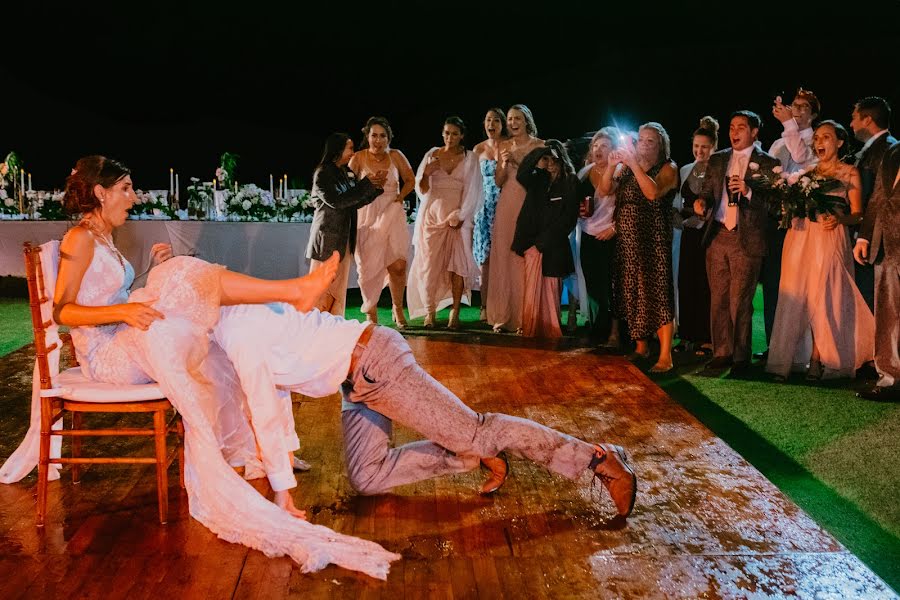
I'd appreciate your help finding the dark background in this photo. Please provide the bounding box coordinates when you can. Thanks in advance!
[4,1,900,192]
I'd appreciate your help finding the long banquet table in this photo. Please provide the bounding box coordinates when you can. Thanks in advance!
[0,221,417,288]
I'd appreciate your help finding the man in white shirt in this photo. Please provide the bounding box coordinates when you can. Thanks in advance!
[211,305,639,518]
[850,96,897,312]
[756,88,822,362]
[697,111,780,376]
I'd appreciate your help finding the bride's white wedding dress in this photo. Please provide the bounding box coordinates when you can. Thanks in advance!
[0,239,400,579]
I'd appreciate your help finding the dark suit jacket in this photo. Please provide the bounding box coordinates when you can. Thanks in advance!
[699,147,780,257]
[305,163,382,262]
[857,130,898,210]
[511,147,579,277]
[859,140,900,266]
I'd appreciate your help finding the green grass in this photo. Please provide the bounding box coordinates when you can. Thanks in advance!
[2,286,897,590]
[0,299,31,357]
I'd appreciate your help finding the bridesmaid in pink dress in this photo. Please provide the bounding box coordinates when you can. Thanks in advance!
[485,104,544,333]
[408,116,482,328]
[348,117,416,328]
[766,121,875,380]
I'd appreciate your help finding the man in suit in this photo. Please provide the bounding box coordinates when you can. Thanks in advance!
[854,141,900,401]
[695,110,780,375]
[850,97,896,312]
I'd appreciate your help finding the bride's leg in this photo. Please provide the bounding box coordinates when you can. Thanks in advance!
[219,251,340,311]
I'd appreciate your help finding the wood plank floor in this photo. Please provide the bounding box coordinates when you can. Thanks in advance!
[0,333,894,599]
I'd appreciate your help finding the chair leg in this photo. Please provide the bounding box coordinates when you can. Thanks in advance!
[37,399,52,528]
[153,409,169,525]
[177,417,186,490]
[71,412,83,484]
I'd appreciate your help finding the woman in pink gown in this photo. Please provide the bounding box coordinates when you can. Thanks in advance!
[766,121,875,380]
[408,116,482,328]
[485,104,544,333]
[348,117,416,328]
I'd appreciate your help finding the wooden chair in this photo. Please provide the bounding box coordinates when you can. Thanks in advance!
[24,241,184,526]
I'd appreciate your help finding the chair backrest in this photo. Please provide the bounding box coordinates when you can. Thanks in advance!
[24,241,61,391]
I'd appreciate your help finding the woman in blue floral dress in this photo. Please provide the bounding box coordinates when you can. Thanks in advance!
[472,108,507,319]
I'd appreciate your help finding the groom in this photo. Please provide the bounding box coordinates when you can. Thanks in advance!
[696,110,780,375]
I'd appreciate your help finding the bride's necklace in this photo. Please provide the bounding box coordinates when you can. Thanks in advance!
[80,219,125,271]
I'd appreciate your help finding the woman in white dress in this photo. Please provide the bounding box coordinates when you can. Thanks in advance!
[0,156,400,579]
[348,117,416,328]
[408,116,482,328]
[485,104,544,333]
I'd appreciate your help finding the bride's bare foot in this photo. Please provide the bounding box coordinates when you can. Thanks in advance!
[274,490,307,519]
[293,251,339,312]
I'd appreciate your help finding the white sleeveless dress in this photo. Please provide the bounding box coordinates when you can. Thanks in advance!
[354,154,411,313]
[4,237,400,579]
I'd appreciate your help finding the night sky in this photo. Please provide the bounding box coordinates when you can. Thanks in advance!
[5,2,900,193]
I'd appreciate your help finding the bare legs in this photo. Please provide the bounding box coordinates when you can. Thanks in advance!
[448,273,464,329]
[219,251,340,312]
[387,259,407,328]
[650,320,675,373]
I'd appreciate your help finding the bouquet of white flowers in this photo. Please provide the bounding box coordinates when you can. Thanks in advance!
[747,165,845,229]
[277,189,314,222]
[186,178,215,219]
[225,184,276,221]
[26,190,66,220]
[130,190,179,219]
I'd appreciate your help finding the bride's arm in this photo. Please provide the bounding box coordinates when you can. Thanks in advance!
[54,227,164,330]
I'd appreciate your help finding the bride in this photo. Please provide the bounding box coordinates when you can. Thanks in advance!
[0,156,400,579]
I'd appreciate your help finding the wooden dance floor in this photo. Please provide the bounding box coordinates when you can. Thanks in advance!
[0,334,893,598]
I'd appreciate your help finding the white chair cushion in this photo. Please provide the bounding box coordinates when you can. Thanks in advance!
[40,367,166,403]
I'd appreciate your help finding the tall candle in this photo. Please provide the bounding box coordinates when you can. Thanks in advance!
[175,173,180,202]
[28,172,32,192]
[169,168,174,195]
[270,174,274,197]
[213,177,217,190]
[284,174,288,198]
[234,181,237,193]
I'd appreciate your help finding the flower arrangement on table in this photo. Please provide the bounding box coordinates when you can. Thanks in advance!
[26,190,66,220]
[225,184,277,221]
[0,188,20,216]
[186,178,215,219]
[130,190,180,220]
[747,163,845,229]
[276,190,315,222]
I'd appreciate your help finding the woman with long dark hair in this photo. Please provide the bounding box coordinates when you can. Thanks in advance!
[408,116,482,328]
[348,117,417,327]
[307,133,386,315]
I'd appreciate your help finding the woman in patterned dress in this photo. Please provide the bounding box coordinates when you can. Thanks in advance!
[598,123,679,372]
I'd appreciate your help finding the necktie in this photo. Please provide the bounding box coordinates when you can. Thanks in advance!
[724,155,745,230]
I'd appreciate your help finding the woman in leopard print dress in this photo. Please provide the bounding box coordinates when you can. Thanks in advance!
[598,123,678,372]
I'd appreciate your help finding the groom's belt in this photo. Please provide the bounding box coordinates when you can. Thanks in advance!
[348,323,377,378]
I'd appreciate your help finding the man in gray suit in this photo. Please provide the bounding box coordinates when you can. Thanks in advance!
[850,97,897,312]
[854,140,900,401]
[695,111,780,375]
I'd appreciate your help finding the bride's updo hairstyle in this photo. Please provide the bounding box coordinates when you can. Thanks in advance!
[63,155,131,216]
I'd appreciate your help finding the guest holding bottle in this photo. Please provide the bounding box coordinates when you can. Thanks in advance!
[598,123,679,372]
[348,117,416,327]
[408,116,483,329]
[307,133,386,316]
[511,141,580,337]
[576,127,620,344]
[472,108,508,321]
[672,117,717,357]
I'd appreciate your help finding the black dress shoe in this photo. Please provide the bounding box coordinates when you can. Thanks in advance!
[856,387,900,402]
[752,350,769,361]
[705,356,733,369]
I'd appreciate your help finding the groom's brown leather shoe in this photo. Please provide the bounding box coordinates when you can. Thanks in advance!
[591,444,637,517]
[479,453,510,495]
